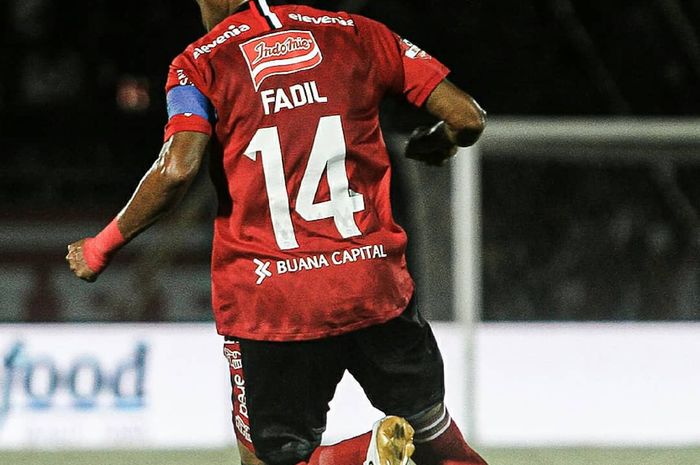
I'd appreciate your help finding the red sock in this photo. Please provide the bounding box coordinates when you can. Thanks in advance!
[300,432,371,465]
[412,420,488,465]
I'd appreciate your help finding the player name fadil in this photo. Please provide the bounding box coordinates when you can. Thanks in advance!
[261,80,327,115]
[277,244,388,275]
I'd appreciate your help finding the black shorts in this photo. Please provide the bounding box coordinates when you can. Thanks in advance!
[222,300,445,465]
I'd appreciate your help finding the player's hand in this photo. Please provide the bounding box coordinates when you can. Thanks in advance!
[66,239,100,283]
[405,122,458,167]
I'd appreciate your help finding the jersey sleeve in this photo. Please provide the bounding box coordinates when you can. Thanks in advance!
[393,35,450,107]
[355,16,450,107]
[163,53,215,141]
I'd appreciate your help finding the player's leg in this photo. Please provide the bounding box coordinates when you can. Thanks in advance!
[348,300,488,465]
[303,415,414,465]
[303,433,371,465]
[235,438,383,465]
[406,402,487,465]
[224,336,371,465]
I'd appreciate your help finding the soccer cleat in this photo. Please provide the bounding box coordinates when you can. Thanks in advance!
[364,416,416,465]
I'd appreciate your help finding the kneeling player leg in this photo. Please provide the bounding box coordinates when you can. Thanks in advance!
[348,301,488,465]
[239,433,373,465]
[407,402,487,465]
[223,337,347,465]
[304,415,416,465]
[302,433,372,465]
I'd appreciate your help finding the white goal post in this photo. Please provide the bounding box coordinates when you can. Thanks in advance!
[451,117,700,441]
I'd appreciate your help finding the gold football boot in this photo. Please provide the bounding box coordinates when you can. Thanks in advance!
[364,416,416,465]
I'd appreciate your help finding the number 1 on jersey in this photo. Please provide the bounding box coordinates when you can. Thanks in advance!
[244,115,365,250]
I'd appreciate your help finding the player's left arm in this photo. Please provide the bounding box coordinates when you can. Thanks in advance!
[365,24,486,166]
[405,79,487,166]
[66,131,209,282]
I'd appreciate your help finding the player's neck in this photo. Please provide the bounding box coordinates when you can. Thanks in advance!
[201,0,249,32]
[230,0,249,14]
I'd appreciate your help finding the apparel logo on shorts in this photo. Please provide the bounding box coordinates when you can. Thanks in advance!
[223,346,243,369]
[240,30,323,91]
[253,258,273,285]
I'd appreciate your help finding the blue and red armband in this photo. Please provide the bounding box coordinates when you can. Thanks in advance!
[164,85,215,141]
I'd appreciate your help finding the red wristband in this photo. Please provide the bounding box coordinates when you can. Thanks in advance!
[82,219,126,273]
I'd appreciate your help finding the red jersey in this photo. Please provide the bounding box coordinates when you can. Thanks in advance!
[164,1,450,341]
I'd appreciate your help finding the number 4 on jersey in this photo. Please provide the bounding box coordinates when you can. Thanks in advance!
[244,115,365,250]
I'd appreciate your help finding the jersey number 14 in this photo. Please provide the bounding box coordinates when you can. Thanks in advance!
[244,115,365,250]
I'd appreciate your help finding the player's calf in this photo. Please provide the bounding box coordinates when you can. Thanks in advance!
[407,402,450,444]
[407,403,488,465]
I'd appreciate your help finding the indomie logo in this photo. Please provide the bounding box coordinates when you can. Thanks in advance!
[252,37,313,64]
[240,30,323,91]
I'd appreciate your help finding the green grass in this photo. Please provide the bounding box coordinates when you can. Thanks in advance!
[482,448,700,465]
[0,449,237,465]
[1,448,699,465]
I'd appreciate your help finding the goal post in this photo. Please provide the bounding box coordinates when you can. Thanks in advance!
[451,145,481,442]
[450,117,700,443]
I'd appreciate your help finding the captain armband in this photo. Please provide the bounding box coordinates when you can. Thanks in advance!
[163,85,215,141]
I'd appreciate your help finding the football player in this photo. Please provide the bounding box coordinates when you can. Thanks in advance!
[67,1,487,465]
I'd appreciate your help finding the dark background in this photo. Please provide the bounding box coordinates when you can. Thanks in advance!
[1,0,699,322]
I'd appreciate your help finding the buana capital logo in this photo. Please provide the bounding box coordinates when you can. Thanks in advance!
[0,341,148,428]
[253,258,272,285]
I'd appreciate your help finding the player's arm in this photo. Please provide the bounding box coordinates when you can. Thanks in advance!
[406,80,487,166]
[66,131,209,282]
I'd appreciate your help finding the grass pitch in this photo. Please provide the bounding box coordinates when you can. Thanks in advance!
[1,448,700,465]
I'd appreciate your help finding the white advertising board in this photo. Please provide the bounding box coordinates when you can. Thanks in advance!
[0,323,465,450]
[475,322,700,446]
[1,322,699,449]
[0,324,231,449]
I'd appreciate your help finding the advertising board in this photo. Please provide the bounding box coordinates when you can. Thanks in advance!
[2,322,699,449]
